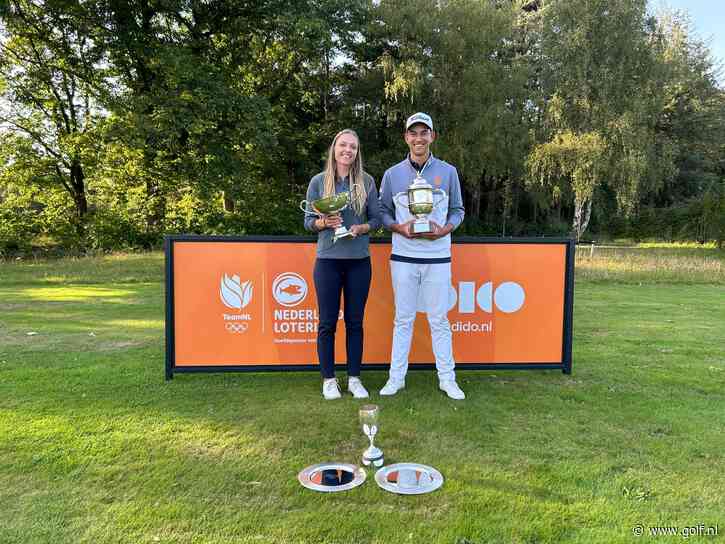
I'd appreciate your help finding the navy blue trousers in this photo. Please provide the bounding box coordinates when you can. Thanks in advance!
[313,257,372,379]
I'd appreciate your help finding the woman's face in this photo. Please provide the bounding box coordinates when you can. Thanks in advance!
[334,133,358,169]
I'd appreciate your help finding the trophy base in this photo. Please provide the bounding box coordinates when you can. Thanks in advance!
[362,456,384,468]
[411,219,432,234]
[333,227,354,242]
[362,446,384,467]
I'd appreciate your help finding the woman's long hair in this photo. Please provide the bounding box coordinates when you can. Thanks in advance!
[322,129,367,216]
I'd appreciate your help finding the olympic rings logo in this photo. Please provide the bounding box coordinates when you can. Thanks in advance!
[225,322,249,333]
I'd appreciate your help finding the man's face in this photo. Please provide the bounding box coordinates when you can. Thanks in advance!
[405,123,435,159]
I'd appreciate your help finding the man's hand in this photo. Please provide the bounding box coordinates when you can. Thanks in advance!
[391,220,415,239]
[416,221,453,240]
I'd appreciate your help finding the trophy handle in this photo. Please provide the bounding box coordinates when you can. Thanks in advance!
[393,192,408,209]
[432,189,447,209]
[299,200,322,217]
[349,182,365,202]
[363,424,378,437]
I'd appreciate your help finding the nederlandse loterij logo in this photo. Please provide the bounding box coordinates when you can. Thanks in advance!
[272,272,308,307]
[220,274,253,310]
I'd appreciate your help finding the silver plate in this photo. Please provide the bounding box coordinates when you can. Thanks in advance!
[298,462,366,493]
[375,463,444,495]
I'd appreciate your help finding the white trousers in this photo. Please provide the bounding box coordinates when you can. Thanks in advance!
[389,260,456,383]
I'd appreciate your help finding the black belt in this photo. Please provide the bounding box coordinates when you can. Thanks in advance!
[390,254,451,264]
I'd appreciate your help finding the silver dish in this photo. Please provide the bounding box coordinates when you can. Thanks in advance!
[297,462,366,493]
[374,463,444,495]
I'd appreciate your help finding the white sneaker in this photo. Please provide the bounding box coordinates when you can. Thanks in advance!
[347,377,369,399]
[439,380,465,400]
[322,378,341,400]
[379,379,405,396]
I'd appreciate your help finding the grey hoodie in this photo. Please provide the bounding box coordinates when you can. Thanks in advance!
[303,172,382,259]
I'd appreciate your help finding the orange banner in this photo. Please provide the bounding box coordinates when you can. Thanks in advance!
[169,239,570,368]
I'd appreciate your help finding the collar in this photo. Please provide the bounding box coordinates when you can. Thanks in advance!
[408,153,433,173]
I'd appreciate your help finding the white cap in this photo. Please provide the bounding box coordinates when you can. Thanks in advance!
[405,112,433,131]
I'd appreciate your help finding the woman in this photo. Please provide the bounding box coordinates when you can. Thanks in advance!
[304,129,382,400]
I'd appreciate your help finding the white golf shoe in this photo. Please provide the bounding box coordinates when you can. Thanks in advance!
[379,379,405,396]
[347,377,369,399]
[439,380,465,400]
[322,378,341,400]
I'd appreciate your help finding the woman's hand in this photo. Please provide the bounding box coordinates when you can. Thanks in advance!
[349,223,370,237]
[316,214,343,231]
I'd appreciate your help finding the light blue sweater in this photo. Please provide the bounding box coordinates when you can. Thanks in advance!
[379,154,465,259]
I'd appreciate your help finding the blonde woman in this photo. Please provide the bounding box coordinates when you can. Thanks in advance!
[304,129,382,400]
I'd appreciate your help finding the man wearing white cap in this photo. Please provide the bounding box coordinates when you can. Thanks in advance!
[378,112,466,400]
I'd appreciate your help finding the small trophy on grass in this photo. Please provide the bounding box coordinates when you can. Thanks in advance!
[359,404,384,467]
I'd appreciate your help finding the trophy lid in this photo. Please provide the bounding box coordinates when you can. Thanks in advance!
[409,176,432,191]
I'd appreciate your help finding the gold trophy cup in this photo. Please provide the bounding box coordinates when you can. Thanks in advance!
[300,192,354,242]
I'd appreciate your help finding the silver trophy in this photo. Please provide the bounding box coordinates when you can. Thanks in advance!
[359,404,384,467]
[394,175,446,235]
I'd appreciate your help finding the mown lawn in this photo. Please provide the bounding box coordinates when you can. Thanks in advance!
[1,248,724,543]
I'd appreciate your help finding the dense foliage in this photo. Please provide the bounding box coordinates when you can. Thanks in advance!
[1,0,723,253]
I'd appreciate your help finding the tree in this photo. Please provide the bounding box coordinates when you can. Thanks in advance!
[369,0,532,232]
[527,130,606,239]
[87,0,370,238]
[1,0,723,250]
[649,9,723,207]
[528,0,674,239]
[0,0,106,242]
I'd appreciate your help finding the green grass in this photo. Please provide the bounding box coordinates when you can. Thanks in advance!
[1,249,724,543]
[576,244,724,284]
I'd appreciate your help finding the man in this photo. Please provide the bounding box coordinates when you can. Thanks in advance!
[378,112,466,400]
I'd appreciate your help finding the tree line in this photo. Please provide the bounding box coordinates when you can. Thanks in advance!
[1,0,723,254]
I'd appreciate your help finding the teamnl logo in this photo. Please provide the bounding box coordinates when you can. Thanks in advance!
[220,274,253,333]
[449,280,526,333]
